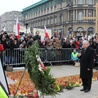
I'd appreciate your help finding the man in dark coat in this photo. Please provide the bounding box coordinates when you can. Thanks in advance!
[79,40,95,92]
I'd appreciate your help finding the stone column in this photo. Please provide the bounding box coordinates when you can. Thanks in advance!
[83,9,85,17]
[76,9,77,20]
[73,10,75,20]
[86,9,88,17]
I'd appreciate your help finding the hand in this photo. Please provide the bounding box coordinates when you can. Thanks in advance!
[87,68,90,71]
[78,53,81,56]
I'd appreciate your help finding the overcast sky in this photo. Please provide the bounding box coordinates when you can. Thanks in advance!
[0,0,40,15]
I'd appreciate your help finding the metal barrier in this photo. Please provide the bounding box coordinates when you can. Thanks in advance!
[42,48,73,63]
[2,48,74,66]
[3,48,27,66]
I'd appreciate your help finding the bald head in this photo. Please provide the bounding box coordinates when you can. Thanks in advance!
[82,40,89,48]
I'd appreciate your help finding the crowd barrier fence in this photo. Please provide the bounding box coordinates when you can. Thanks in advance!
[2,48,74,66]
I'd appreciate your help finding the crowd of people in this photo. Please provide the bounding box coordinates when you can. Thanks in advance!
[0,30,97,93]
[0,31,98,50]
[0,30,98,66]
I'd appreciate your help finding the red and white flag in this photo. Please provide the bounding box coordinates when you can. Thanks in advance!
[15,17,20,39]
[44,26,49,38]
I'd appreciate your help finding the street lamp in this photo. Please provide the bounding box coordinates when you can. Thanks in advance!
[25,23,28,34]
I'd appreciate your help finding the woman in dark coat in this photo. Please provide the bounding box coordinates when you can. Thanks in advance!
[79,40,95,92]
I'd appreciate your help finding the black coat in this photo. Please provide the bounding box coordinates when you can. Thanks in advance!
[96,43,98,55]
[80,46,95,78]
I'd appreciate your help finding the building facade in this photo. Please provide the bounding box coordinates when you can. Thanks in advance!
[0,11,23,33]
[22,0,98,37]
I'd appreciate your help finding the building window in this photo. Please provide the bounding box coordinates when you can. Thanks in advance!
[25,15,27,20]
[36,21,37,26]
[44,9,46,14]
[14,14,16,17]
[43,19,46,25]
[87,27,94,35]
[78,0,83,4]
[54,5,57,11]
[76,27,84,36]
[48,18,50,24]
[68,27,73,32]
[88,0,93,4]
[9,22,11,24]
[41,19,43,26]
[78,12,82,20]
[36,12,37,17]
[60,14,63,22]
[54,17,57,23]
[38,11,40,16]
[51,18,53,24]
[69,11,73,21]
[51,7,53,12]
[88,13,92,17]
[38,20,40,26]
[77,27,84,31]
[47,8,49,12]
[41,10,43,15]
[33,21,35,27]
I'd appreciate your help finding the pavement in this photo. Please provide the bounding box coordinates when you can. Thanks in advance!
[44,65,98,98]
[7,65,98,98]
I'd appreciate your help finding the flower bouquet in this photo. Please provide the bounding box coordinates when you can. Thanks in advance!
[65,82,74,90]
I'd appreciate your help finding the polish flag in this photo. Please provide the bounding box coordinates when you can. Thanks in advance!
[44,26,49,38]
[3,27,6,31]
[15,17,20,39]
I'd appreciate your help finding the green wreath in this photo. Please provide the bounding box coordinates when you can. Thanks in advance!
[24,41,58,96]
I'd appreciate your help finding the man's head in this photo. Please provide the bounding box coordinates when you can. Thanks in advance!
[73,49,76,53]
[82,40,89,49]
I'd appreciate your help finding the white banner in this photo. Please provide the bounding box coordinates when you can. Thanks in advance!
[13,25,31,33]
[33,28,52,40]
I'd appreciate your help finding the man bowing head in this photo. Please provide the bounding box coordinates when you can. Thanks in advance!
[79,40,95,93]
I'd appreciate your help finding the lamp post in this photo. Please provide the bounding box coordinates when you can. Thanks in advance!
[25,23,28,34]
